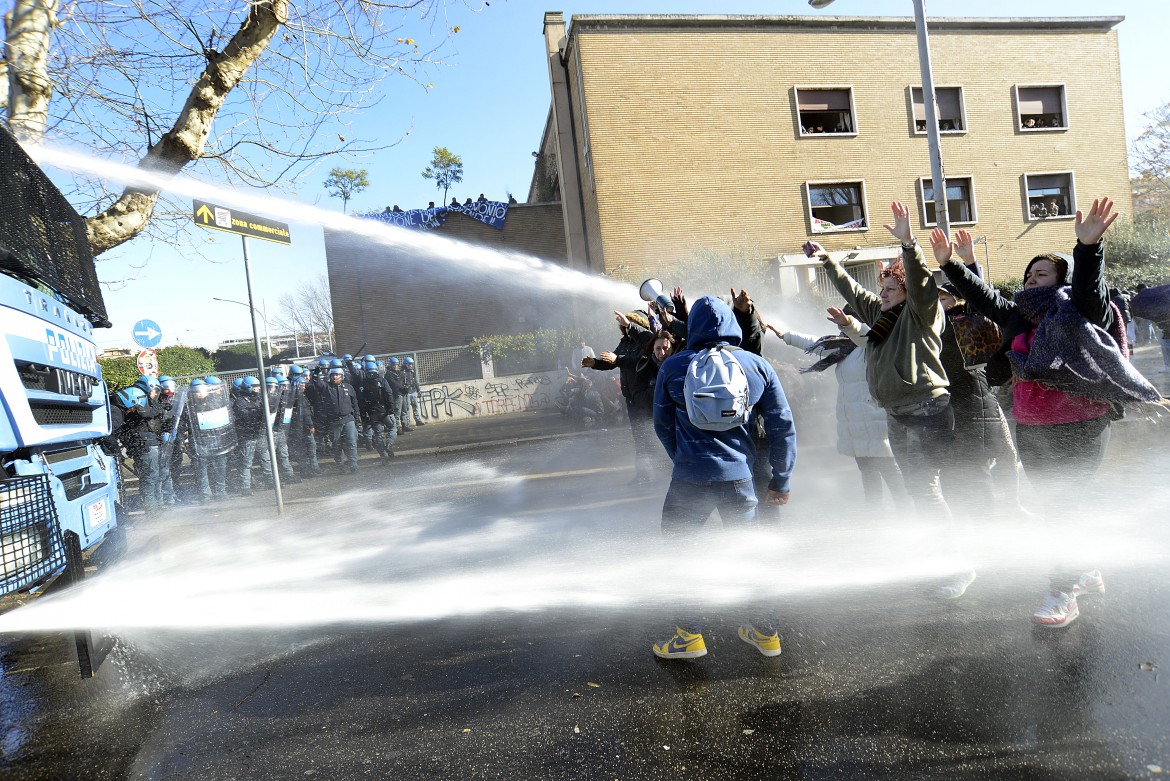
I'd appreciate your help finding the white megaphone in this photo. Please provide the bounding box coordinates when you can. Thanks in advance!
[638,278,664,302]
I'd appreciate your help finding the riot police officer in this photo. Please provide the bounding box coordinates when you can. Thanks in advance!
[286,365,321,477]
[127,375,166,512]
[401,356,426,427]
[357,361,398,465]
[385,357,411,432]
[317,365,362,474]
[266,375,301,483]
[233,376,276,495]
[177,376,237,502]
[156,375,180,505]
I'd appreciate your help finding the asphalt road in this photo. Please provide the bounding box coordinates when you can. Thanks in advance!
[2,394,1169,780]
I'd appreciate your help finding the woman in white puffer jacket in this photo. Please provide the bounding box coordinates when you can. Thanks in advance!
[769,306,908,508]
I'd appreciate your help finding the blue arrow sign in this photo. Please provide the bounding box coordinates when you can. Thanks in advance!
[132,319,163,349]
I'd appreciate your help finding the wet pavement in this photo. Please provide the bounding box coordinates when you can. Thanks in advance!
[2,350,1169,780]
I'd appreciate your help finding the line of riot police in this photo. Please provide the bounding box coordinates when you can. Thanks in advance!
[103,353,426,508]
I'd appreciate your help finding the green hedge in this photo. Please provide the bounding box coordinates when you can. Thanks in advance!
[98,346,215,391]
[468,328,583,364]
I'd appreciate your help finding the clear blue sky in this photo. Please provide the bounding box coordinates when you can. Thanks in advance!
[63,0,1168,353]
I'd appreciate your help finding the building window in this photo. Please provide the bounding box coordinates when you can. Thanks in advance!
[911,86,965,133]
[807,181,868,232]
[919,176,977,226]
[796,87,857,135]
[1024,172,1075,220]
[1016,85,1067,130]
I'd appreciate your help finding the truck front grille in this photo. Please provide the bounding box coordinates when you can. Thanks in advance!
[16,362,96,398]
[1,474,65,594]
[30,403,96,426]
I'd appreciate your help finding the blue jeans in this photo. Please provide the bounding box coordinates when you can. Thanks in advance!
[291,431,320,471]
[328,417,359,467]
[132,442,161,510]
[197,453,229,500]
[1161,337,1170,368]
[365,413,398,457]
[272,430,297,477]
[408,392,424,424]
[239,436,274,490]
[395,395,411,430]
[661,477,774,635]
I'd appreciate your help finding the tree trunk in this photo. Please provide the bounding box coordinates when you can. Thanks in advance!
[85,0,289,256]
[4,0,58,142]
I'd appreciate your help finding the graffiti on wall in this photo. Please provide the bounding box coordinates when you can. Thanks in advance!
[417,371,559,422]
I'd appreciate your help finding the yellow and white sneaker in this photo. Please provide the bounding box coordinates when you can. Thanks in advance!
[652,627,707,660]
[738,625,782,657]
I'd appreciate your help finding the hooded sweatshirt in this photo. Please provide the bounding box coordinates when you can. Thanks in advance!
[653,296,797,493]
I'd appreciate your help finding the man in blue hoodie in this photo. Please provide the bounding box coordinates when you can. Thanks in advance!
[651,296,797,660]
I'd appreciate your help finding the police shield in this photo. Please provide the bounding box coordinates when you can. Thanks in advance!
[186,381,237,456]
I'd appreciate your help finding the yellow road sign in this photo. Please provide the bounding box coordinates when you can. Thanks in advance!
[192,199,291,245]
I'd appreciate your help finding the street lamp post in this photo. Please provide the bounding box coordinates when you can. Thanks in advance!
[809,0,951,237]
[214,296,273,360]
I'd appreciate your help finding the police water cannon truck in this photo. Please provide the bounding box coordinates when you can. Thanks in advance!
[0,124,121,602]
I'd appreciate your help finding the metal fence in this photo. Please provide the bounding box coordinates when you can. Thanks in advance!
[173,344,487,386]
[813,261,881,299]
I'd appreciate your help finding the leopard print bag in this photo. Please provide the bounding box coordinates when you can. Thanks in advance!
[949,310,1002,368]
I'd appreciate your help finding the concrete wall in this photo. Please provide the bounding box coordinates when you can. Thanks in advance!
[325,202,569,354]
[556,16,1131,283]
[416,369,562,423]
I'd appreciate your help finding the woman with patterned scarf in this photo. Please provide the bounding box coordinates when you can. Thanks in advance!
[931,197,1164,628]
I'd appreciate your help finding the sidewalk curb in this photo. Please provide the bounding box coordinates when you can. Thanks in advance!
[386,427,611,459]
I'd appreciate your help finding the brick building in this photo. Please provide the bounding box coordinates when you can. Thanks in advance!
[535,13,1133,287]
[325,203,568,354]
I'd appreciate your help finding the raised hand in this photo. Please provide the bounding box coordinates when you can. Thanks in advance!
[671,286,687,315]
[804,240,828,260]
[730,288,752,313]
[825,306,850,327]
[954,229,977,265]
[1075,197,1119,245]
[613,310,630,329]
[765,323,785,339]
[928,228,953,267]
[883,201,914,246]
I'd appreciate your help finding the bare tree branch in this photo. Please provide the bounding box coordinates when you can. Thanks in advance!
[4,0,478,257]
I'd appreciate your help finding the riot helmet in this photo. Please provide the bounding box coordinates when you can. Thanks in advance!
[328,368,345,382]
[114,386,147,410]
[329,358,344,369]
[388,357,400,367]
[364,354,375,362]
[133,374,161,398]
[403,357,414,365]
[342,354,353,362]
[205,375,223,385]
[242,376,261,393]
[189,378,210,398]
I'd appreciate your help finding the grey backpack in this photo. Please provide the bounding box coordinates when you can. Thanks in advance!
[683,345,751,431]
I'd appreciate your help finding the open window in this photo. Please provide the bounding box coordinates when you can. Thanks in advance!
[1016,85,1067,131]
[920,176,977,226]
[1024,172,1075,220]
[911,86,966,134]
[796,87,857,136]
[806,181,868,233]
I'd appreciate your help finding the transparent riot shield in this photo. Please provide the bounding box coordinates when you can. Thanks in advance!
[187,382,237,457]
